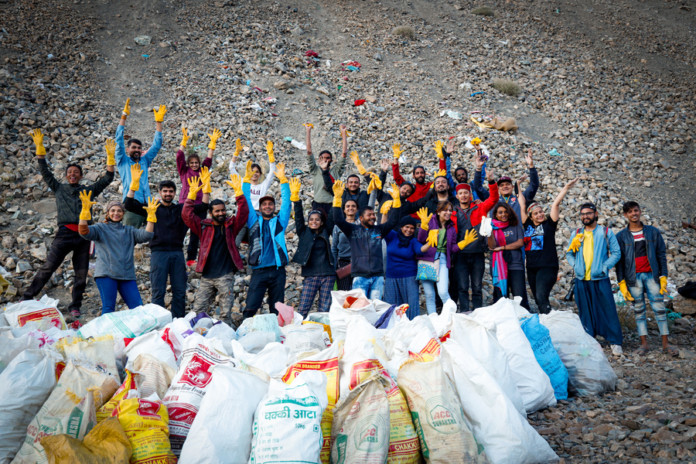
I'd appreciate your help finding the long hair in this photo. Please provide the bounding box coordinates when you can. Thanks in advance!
[493,202,518,226]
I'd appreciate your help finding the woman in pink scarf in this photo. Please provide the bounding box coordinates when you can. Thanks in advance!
[487,203,525,303]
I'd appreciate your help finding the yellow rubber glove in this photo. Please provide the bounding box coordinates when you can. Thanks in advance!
[388,183,401,208]
[274,162,288,184]
[659,276,668,295]
[303,123,314,129]
[289,177,301,202]
[199,166,212,194]
[470,137,482,147]
[208,128,221,150]
[187,176,202,201]
[31,129,46,156]
[105,138,116,166]
[122,98,131,116]
[567,233,584,253]
[380,200,393,215]
[434,140,444,159]
[78,190,96,221]
[332,180,345,208]
[349,151,367,175]
[434,169,446,179]
[458,229,479,250]
[180,127,190,148]
[153,105,167,122]
[233,138,243,157]
[129,163,143,192]
[366,173,383,195]
[242,160,254,183]
[225,174,243,197]
[392,143,403,160]
[144,197,160,223]
[619,280,634,302]
[427,229,439,248]
[266,140,276,164]
[417,207,432,231]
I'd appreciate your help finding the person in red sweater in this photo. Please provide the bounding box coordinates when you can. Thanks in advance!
[391,143,433,203]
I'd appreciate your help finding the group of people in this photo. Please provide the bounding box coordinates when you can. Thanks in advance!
[21,100,675,355]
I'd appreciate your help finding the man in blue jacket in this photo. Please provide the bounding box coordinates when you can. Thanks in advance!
[243,162,291,318]
[566,202,623,355]
[615,201,676,356]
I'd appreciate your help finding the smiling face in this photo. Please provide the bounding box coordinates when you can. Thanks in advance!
[399,184,413,198]
[413,167,426,185]
[66,166,82,185]
[108,205,124,222]
[624,205,641,224]
[360,208,376,227]
[530,206,546,225]
[400,224,415,237]
[344,200,358,219]
[251,166,262,183]
[159,186,176,205]
[187,155,200,171]
[260,198,275,218]
[346,176,360,193]
[437,205,453,223]
[456,188,471,205]
[211,203,227,224]
[434,177,448,194]
[308,212,323,230]
[498,180,513,196]
[494,205,509,222]
[126,141,142,161]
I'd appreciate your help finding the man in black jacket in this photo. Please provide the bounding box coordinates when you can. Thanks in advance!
[615,201,675,356]
[22,130,114,318]
[124,165,208,318]
[332,180,402,299]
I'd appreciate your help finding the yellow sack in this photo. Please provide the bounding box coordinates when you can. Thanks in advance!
[41,417,132,464]
[115,397,177,464]
[96,370,136,422]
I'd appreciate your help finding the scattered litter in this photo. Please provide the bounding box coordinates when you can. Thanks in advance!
[354,99,366,106]
[548,148,562,156]
[141,54,149,59]
[470,91,486,97]
[441,109,462,120]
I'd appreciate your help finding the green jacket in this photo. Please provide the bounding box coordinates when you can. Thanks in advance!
[307,151,346,204]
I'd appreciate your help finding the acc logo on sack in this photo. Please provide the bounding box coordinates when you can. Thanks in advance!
[180,354,214,388]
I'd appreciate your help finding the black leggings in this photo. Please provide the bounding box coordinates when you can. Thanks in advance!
[527,266,558,314]
[493,269,526,303]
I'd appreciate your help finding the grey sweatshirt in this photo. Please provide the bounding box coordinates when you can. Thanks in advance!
[81,222,153,280]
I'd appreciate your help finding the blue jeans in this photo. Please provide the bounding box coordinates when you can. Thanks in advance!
[384,276,420,319]
[352,276,385,300]
[421,255,450,314]
[95,277,142,314]
[151,250,187,318]
[629,272,669,337]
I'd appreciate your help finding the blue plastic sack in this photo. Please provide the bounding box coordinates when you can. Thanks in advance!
[520,314,568,400]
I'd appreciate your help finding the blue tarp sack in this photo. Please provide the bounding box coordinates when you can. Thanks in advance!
[521,314,569,400]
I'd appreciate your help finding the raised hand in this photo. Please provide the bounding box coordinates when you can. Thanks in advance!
[417,207,432,231]
[434,169,446,179]
[144,197,161,223]
[187,176,202,200]
[122,98,131,116]
[349,151,367,175]
[446,137,456,154]
[289,177,301,202]
[105,138,116,166]
[392,143,403,160]
[458,229,479,250]
[233,138,243,157]
[180,127,190,148]
[366,172,383,194]
[380,158,390,172]
[486,168,495,183]
[434,140,444,159]
[208,128,222,150]
[225,174,243,197]
[31,129,46,156]
[525,148,534,168]
[242,160,254,183]
[388,182,401,208]
[199,166,212,194]
[566,177,579,189]
[318,157,330,170]
[339,124,347,136]
[274,162,287,183]
[427,229,439,247]
[153,105,167,123]
[380,200,393,215]
[470,137,481,147]
[79,190,96,221]
[332,180,345,208]
[304,123,314,130]
[129,163,143,192]
[266,140,275,163]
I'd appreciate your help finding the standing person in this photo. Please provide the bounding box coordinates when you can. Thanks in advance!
[289,178,336,317]
[229,139,277,211]
[566,203,623,355]
[116,98,166,227]
[22,130,115,318]
[78,192,156,314]
[177,127,220,266]
[417,203,478,314]
[333,180,402,300]
[615,201,675,356]
[518,178,578,314]
[453,169,500,312]
[243,163,291,318]
[383,216,423,319]
[182,175,248,325]
[487,203,526,304]
[305,123,348,220]
[125,165,209,318]
[331,199,359,291]
[391,143,434,204]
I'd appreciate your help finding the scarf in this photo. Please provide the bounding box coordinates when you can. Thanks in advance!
[491,219,509,295]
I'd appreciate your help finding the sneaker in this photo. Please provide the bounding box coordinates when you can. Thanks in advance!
[186,260,196,267]
[70,309,81,318]
[611,344,623,356]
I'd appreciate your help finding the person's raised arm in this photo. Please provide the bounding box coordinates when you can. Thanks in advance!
[379,183,403,234]
[88,139,116,199]
[142,197,160,235]
[258,140,277,196]
[304,123,317,173]
[331,180,353,237]
[391,143,405,186]
[224,174,248,236]
[124,163,146,217]
[472,151,489,201]
[319,157,334,193]
[32,129,60,192]
[78,190,97,237]
[229,138,242,176]
[517,179,528,224]
[340,124,348,159]
[478,169,499,216]
[182,177,204,237]
[523,148,539,202]
[143,105,166,164]
[274,163,292,228]
[349,151,367,176]
[549,178,577,222]
[290,178,306,234]
[176,128,190,176]
[115,99,129,165]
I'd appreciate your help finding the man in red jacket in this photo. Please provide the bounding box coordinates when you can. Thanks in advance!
[182,175,248,326]
[452,169,499,311]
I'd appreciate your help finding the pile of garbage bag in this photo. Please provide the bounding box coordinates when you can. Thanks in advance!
[1,290,618,464]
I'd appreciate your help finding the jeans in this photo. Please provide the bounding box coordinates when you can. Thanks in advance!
[421,255,450,314]
[629,272,669,337]
[244,266,286,318]
[186,209,207,262]
[527,266,558,314]
[23,227,89,312]
[384,276,421,319]
[493,269,526,304]
[151,250,187,318]
[574,277,623,345]
[95,277,142,314]
[122,211,145,228]
[352,275,385,300]
[455,253,485,312]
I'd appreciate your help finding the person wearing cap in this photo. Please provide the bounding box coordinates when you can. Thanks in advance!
[289,178,336,317]
[243,162,291,318]
[22,130,115,319]
[518,178,578,314]
[182,175,248,326]
[115,98,166,227]
[452,168,499,311]
[304,123,348,221]
[472,147,539,221]
[78,192,157,315]
[383,216,424,319]
[615,201,676,356]
[566,202,623,356]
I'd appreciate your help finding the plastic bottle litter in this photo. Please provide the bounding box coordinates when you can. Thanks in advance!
[441,110,462,120]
